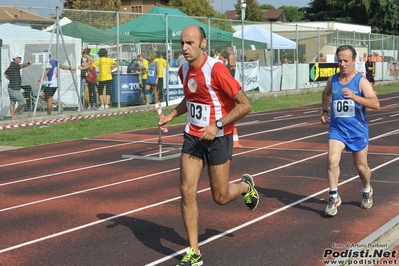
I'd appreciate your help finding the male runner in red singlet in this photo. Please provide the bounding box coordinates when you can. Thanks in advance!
[159,25,259,266]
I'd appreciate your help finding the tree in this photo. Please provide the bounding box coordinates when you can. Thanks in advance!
[62,0,122,29]
[234,0,263,21]
[278,6,304,22]
[303,0,347,22]
[304,0,399,35]
[259,4,275,10]
[167,0,233,32]
[340,0,399,35]
[168,0,217,17]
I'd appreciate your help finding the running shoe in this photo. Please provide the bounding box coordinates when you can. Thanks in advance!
[176,247,203,266]
[360,187,373,209]
[241,174,259,211]
[325,196,342,216]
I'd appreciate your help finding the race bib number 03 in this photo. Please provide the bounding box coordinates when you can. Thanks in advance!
[186,101,211,127]
[333,99,355,117]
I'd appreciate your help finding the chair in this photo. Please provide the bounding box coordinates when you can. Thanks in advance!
[30,86,46,112]
[21,85,32,111]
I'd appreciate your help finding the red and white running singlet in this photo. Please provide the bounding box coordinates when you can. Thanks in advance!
[178,56,241,138]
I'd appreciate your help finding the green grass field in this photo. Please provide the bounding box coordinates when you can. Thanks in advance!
[1,83,397,148]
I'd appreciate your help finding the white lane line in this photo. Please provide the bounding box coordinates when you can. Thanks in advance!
[146,156,399,266]
[304,110,319,114]
[0,133,183,168]
[0,149,327,254]
[0,167,179,213]
[274,115,293,119]
[0,126,324,211]
[370,118,383,122]
[1,125,398,258]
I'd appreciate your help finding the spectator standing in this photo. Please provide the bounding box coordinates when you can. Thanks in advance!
[214,48,225,63]
[158,25,258,266]
[362,52,367,62]
[92,48,116,110]
[319,53,326,62]
[226,46,237,77]
[37,52,74,115]
[155,52,167,102]
[301,54,307,64]
[137,54,148,92]
[321,45,380,217]
[170,53,178,67]
[365,54,376,90]
[4,54,32,119]
[145,51,158,105]
[79,48,98,110]
[281,55,287,64]
[80,47,88,109]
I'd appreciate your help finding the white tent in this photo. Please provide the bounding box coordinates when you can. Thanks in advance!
[233,25,297,50]
[43,17,72,32]
[1,23,81,117]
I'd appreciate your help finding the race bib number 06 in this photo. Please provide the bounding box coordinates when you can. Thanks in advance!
[186,101,211,127]
[333,99,355,117]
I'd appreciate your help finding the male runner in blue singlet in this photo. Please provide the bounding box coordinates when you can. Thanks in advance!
[321,45,380,216]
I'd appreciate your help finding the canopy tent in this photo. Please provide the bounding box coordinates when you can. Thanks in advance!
[1,23,81,116]
[43,17,72,32]
[107,6,232,42]
[45,21,139,44]
[233,25,297,50]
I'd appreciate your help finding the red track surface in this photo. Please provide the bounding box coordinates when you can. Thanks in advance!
[1,92,399,266]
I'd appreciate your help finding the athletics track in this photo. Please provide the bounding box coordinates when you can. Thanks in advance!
[0,92,398,265]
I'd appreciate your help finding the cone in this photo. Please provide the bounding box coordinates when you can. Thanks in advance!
[233,128,243,147]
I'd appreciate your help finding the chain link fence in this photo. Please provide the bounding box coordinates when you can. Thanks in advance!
[1,6,398,118]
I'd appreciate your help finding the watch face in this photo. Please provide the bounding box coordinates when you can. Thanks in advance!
[216,120,223,129]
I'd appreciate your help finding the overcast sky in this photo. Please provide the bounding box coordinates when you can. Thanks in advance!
[1,0,311,15]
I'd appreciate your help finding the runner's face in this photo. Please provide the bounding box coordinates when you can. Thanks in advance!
[180,27,206,65]
[337,49,355,74]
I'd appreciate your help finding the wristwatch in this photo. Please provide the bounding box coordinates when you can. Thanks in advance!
[215,120,223,130]
[321,110,329,114]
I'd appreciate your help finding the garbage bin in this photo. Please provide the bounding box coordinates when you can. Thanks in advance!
[112,74,143,106]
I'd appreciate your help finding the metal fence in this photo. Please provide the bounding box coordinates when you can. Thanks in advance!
[1,6,399,118]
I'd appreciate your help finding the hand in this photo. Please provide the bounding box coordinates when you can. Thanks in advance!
[198,124,218,141]
[158,113,173,130]
[320,112,330,124]
[341,88,354,99]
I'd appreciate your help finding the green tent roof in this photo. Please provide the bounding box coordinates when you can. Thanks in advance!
[108,7,232,42]
[60,21,139,44]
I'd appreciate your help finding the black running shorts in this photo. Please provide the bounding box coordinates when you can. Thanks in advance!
[181,132,233,165]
